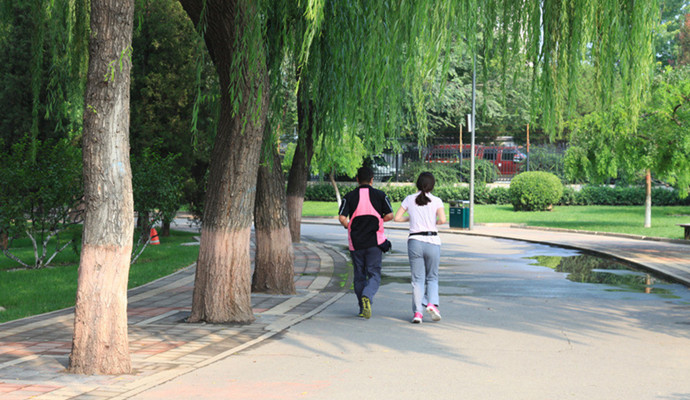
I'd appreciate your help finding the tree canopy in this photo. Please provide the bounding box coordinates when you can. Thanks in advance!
[0,0,88,153]
[271,0,660,156]
[565,66,690,197]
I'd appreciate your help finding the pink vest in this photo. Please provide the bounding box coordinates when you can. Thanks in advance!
[347,187,387,251]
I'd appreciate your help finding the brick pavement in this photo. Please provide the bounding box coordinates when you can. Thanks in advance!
[0,239,350,400]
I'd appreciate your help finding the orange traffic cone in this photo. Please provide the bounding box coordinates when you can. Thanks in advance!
[150,228,160,245]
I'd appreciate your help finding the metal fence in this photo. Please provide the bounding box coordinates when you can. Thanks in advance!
[369,142,567,183]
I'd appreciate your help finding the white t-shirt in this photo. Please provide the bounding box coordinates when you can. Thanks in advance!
[400,191,443,245]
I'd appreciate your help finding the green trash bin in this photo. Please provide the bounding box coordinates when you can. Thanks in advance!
[449,200,470,229]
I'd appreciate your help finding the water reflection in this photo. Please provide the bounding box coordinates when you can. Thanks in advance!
[526,254,675,296]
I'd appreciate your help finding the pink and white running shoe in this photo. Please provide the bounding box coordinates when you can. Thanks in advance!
[426,304,442,321]
[412,312,423,324]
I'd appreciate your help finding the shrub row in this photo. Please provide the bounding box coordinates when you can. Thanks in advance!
[560,185,690,206]
[304,182,690,206]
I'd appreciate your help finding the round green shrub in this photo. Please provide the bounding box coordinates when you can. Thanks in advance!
[509,171,563,211]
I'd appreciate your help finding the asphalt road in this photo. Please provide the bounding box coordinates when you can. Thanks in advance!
[134,223,690,400]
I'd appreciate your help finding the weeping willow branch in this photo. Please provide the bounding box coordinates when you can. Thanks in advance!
[274,0,659,151]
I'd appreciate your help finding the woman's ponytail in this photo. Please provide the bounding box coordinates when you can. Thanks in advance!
[415,172,435,206]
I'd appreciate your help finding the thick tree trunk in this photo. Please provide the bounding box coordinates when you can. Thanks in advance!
[286,83,315,243]
[68,0,135,375]
[253,135,295,294]
[645,169,652,228]
[180,0,268,324]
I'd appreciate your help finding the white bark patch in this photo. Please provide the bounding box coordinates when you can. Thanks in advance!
[70,244,132,375]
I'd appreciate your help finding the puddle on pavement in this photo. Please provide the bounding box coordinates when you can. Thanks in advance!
[364,247,687,300]
[526,253,678,296]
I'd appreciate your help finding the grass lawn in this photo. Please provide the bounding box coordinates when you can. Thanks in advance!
[302,201,690,240]
[0,230,199,323]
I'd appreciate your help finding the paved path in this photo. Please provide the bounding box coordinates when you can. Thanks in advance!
[134,222,690,400]
[304,217,690,286]
[1,219,689,399]
[0,236,351,400]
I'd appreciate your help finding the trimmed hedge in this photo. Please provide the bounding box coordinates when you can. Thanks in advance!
[303,182,690,206]
[304,183,356,202]
[510,172,564,211]
[488,186,511,205]
[558,186,690,206]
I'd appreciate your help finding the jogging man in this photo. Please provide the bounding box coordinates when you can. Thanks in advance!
[338,166,394,319]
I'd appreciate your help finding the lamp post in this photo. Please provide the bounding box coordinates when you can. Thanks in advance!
[469,51,476,230]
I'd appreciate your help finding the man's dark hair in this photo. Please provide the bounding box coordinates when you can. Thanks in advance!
[357,166,374,183]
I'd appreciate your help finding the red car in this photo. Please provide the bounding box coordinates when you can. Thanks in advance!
[425,144,526,175]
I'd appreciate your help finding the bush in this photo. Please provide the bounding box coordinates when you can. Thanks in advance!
[429,185,491,204]
[434,186,468,203]
[558,186,578,205]
[488,186,511,205]
[575,186,643,206]
[525,145,569,182]
[381,185,417,202]
[401,161,461,185]
[0,137,83,268]
[304,183,352,201]
[456,159,499,183]
[395,159,499,185]
[305,183,335,201]
[510,171,564,211]
[567,185,690,206]
[304,180,690,207]
[304,182,498,204]
[652,187,689,205]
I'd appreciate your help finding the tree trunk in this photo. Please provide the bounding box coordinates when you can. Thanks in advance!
[330,168,341,207]
[137,210,150,242]
[286,82,315,243]
[644,169,652,228]
[180,0,268,324]
[68,0,135,375]
[161,219,171,237]
[253,134,295,294]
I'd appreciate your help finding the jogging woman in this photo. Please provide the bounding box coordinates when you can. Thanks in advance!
[394,172,446,323]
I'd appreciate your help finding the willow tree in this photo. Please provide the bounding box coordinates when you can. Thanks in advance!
[565,66,690,228]
[68,0,135,375]
[0,0,88,151]
[179,0,269,323]
[248,2,299,294]
[285,1,455,242]
[252,130,295,294]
